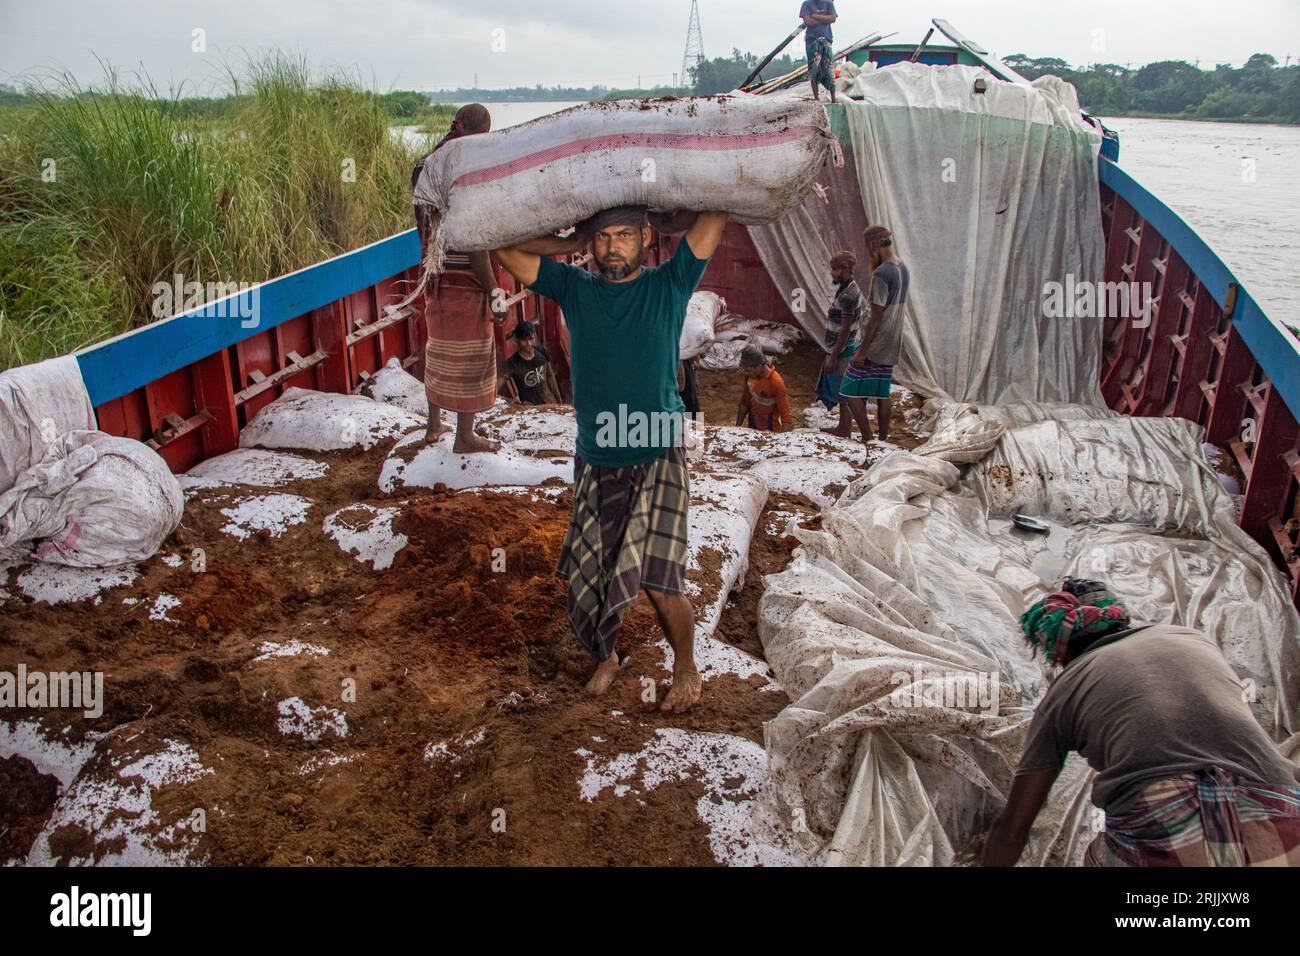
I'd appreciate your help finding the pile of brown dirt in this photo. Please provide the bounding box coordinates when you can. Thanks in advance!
[1,462,790,865]
[2,348,933,866]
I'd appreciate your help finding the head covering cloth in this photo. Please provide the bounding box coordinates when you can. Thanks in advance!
[580,205,650,235]
[1019,577,1130,666]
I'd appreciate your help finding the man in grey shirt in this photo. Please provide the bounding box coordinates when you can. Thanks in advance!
[840,225,909,449]
[983,577,1300,866]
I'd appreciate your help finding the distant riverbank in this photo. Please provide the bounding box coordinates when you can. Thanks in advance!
[1095,110,1298,126]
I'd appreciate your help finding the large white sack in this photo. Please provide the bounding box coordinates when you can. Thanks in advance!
[680,292,725,360]
[239,387,425,452]
[0,356,96,492]
[413,95,837,257]
[357,357,430,419]
[698,316,805,370]
[0,431,183,567]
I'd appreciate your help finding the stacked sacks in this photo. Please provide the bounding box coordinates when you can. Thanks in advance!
[0,357,183,567]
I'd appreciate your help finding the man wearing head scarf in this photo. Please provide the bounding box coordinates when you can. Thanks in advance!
[495,207,729,713]
[412,104,507,452]
[841,225,908,452]
[983,577,1300,867]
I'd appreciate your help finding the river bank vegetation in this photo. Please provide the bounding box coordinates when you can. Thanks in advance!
[0,57,447,369]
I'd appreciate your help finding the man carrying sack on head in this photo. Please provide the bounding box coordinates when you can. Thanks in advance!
[495,206,730,714]
[412,103,508,452]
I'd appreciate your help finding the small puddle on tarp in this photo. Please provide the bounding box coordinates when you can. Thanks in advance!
[986,515,1080,583]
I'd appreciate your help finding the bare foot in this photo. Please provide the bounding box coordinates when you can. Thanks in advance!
[452,433,500,454]
[584,653,627,696]
[659,668,702,713]
[425,421,451,443]
[821,426,852,438]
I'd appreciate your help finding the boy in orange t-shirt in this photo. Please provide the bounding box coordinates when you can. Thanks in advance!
[736,346,793,431]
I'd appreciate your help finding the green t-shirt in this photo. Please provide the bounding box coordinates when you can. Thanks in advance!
[528,240,709,467]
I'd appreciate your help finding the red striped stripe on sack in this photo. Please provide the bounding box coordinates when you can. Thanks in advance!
[451,126,823,190]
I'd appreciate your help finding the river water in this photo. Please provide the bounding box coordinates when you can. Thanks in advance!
[1100,117,1300,331]
[406,104,1298,329]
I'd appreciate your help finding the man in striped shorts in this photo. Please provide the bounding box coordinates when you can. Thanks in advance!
[841,225,909,449]
[495,207,729,713]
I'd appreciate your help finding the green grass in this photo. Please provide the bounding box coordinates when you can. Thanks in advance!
[0,55,450,370]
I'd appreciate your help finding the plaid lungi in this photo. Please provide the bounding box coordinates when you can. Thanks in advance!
[806,36,835,94]
[840,360,893,400]
[1085,767,1300,867]
[557,445,689,662]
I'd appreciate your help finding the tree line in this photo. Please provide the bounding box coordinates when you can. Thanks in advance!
[1006,53,1300,122]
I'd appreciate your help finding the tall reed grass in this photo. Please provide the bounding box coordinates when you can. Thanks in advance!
[0,55,450,369]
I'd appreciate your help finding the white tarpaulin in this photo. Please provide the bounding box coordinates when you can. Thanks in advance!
[755,401,1300,866]
[749,66,1105,405]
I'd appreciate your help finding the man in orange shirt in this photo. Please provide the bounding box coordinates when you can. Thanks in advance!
[736,346,793,431]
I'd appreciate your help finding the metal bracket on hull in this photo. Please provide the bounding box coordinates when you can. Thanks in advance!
[146,410,213,451]
[232,349,329,406]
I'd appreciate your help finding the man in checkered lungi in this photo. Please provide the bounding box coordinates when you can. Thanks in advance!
[842,225,909,454]
[496,207,729,713]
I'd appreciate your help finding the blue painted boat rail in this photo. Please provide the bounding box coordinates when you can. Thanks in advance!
[75,230,422,408]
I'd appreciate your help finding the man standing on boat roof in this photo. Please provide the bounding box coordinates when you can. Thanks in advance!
[495,206,729,714]
[799,0,838,103]
[412,103,508,453]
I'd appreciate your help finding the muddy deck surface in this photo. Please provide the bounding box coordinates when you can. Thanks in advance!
[0,338,926,866]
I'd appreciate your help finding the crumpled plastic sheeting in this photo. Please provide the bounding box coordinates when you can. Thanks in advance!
[755,401,1300,866]
[0,431,184,567]
[0,355,96,493]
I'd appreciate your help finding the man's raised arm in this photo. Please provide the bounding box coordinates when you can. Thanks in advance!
[494,231,585,287]
[684,211,730,260]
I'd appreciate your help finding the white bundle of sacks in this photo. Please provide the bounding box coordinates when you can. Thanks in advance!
[413,95,837,263]
[0,357,183,567]
[679,292,726,361]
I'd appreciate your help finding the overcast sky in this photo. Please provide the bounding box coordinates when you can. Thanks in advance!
[2,0,1298,93]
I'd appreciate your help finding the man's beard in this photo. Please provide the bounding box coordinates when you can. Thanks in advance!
[597,249,642,280]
